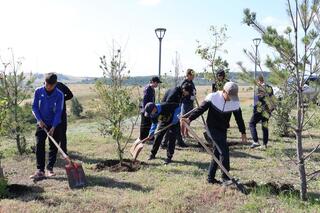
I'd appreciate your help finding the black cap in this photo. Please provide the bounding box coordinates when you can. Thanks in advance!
[216,69,225,77]
[151,76,162,83]
[144,102,156,117]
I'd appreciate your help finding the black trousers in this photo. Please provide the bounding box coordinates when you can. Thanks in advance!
[208,128,229,181]
[249,110,269,145]
[151,122,179,159]
[35,125,63,172]
[162,122,185,145]
[139,113,152,140]
[59,120,68,154]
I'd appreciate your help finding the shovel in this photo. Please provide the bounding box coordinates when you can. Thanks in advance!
[195,98,223,155]
[181,121,248,195]
[130,107,198,161]
[130,123,174,161]
[44,129,86,189]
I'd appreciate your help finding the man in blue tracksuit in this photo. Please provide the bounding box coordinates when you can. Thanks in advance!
[30,73,64,179]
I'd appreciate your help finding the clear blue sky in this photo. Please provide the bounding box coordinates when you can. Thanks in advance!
[0,0,290,77]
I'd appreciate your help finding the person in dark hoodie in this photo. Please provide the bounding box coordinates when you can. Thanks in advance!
[30,73,64,179]
[55,82,73,154]
[180,69,196,138]
[161,82,194,148]
[182,82,247,185]
[145,84,192,164]
[212,69,229,92]
[139,76,161,141]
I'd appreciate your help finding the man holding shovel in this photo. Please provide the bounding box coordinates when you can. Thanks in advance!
[161,82,194,148]
[181,82,247,184]
[30,73,64,179]
[144,84,191,164]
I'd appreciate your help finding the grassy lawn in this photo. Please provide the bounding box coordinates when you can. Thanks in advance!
[0,86,319,212]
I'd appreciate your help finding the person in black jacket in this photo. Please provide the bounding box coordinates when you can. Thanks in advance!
[210,69,246,143]
[55,81,73,154]
[212,69,229,92]
[139,77,161,140]
[144,102,184,165]
[161,83,193,148]
[182,82,247,184]
[181,69,196,138]
[249,75,275,149]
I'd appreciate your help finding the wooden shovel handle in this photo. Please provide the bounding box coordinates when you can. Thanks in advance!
[181,121,234,180]
[43,128,70,162]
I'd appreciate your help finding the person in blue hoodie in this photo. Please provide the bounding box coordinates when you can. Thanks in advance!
[30,73,64,179]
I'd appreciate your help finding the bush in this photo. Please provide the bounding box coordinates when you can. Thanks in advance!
[0,178,8,198]
[71,97,83,118]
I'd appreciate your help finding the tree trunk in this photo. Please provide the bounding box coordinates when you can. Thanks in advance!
[0,159,4,178]
[16,134,22,155]
[296,92,307,201]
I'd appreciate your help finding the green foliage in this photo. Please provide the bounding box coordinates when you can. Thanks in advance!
[243,0,320,201]
[0,51,34,155]
[71,96,83,118]
[0,177,8,198]
[96,44,138,163]
[195,25,229,81]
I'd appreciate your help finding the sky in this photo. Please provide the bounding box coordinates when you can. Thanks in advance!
[0,0,291,77]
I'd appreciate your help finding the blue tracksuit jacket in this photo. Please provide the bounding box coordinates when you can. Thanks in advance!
[32,86,64,128]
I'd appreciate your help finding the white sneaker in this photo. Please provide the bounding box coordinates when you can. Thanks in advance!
[250,142,260,149]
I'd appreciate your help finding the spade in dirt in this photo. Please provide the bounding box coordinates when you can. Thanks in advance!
[130,108,198,161]
[44,129,87,189]
[181,121,248,195]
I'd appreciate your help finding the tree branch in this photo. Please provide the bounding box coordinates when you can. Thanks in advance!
[303,144,320,160]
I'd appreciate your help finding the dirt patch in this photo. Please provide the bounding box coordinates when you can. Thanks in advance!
[6,184,44,198]
[243,181,297,195]
[93,159,146,172]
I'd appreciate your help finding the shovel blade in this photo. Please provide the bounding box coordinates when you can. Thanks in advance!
[65,162,86,189]
[132,143,144,161]
[130,138,141,156]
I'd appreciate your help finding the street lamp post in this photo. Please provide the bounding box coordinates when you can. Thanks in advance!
[155,28,166,102]
[253,38,261,106]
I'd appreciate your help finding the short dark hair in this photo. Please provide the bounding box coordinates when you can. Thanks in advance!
[186,68,195,76]
[181,82,193,94]
[45,73,57,85]
[258,75,264,82]
[216,69,225,77]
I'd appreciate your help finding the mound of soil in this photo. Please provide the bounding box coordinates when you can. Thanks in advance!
[243,181,297,195]
[7,184,44,198]
[93,159,146,172]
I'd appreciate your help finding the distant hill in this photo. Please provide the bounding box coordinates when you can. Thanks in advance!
[31,71,270,86]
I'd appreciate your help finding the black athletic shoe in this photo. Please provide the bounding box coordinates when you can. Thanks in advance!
[177,142,189,148]
[148,154,155,160]
[164,158,172,165]
[208,178,222,185]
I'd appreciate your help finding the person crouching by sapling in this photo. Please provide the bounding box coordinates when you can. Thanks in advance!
[144,102,183,165]
[30,73,64,180]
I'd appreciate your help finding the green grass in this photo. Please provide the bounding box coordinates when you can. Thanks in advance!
[0,86,319,212]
